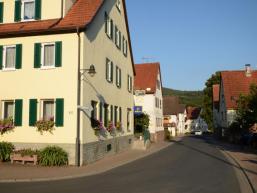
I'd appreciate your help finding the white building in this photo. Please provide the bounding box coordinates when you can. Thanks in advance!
[185,107,208,133]
[163,96,186,136]
[134,63,164,142]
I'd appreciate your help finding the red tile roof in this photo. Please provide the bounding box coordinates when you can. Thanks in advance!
[221,70,257,110]
[186,106,201,120]
[0,0,104,37]
[134,63,161,94]
[163,96,186,115]
[0,0,135,75]
[213,84,220,103]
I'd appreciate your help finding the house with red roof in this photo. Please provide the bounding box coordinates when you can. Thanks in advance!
[0,0,135,166]
[163,96,186,136]
[134,63,164,142]
[218,65,257,134]
[185,106,208,133]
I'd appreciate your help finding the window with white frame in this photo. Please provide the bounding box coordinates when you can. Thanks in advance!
[22,0,35,21]
[115,26,121,49]
[123,37,128,56]
[116,66,121,88]
[106,58,113,82]
[42,43,55,68]
[105,13,113,39]
[3,45,16,70]
[3,101,14,119]
[116,0,121,11]
[42,100,55,120]
[127,75,132,92]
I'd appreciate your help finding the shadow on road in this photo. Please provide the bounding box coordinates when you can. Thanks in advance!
[170,137,257,177]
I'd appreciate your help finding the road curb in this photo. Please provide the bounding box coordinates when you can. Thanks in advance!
[221,148,256,193]
[0,141,174,183]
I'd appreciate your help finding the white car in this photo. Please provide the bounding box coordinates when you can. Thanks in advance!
[195,131,203,136]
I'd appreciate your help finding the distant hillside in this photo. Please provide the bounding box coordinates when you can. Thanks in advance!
[162,87,204,107]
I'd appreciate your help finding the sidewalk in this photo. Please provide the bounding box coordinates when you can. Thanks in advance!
[0,139,176,183]
[210,138,257,192]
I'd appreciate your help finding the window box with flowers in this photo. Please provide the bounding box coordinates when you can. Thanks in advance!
[92,119,107,137]
[107,121,116,136]
[0,117,15,135]
[35,117,55,135]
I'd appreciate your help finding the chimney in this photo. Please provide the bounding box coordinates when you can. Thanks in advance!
[245,64,252,77]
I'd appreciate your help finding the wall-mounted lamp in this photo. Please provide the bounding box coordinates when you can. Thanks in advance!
[81,65,96,77]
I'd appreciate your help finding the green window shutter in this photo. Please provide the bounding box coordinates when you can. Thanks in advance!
[111,62,113,82]
[99,102,102,122]
[14,99,23,126]
[110,105,113,121]
[106,58,109,81]
[0,2,4,23]
[29,99,37,126]
[15,44,22,69]
[55,41,62,67]
[0,46,3,70]
[105,12,107,34]
[34,43,41,68]
[104,104,108,127]
[55,98,64,127]
[35,0,41,20]
[14,0,21,22]
[119,69,122,88]
[119,107,122,122]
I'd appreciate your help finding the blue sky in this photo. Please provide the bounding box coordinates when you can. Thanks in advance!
[126,0,257,90]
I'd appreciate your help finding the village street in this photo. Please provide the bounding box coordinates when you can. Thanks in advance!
[0,136,248,193]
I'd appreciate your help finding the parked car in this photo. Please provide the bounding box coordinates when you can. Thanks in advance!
[195,130,203,136]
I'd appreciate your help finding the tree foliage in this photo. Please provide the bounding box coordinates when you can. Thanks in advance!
[234,84,257,133]
[202,72,221,132]
[134,113,150,133]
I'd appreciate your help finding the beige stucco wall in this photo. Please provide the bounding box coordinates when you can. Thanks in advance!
[80,0,134,143]
[1,0,62,23]
[0,33,78,144]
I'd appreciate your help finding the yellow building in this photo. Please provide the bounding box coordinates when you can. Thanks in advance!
[0,0,135,165]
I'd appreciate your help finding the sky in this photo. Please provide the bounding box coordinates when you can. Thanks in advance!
[126,0,257,91]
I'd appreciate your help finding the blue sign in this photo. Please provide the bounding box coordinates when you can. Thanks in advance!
[134,106,143,115]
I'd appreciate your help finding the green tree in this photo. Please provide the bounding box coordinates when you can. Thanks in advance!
[134,113,150,134]
[202,72,221,132]
[235,83,257,133]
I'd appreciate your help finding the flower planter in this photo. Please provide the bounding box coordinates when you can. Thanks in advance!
[10,153,38,165]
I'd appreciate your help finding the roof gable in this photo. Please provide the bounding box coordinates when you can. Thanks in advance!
[134,63,161,94]
[221,70,257,109]
[163,96,186,115]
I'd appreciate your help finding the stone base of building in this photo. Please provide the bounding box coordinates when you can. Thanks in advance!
[12,142,77,165]
[150,130,164,143]
[12,135,134,166]
[82,135,134,165]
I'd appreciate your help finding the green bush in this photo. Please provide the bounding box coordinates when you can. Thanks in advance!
[39,146,68,166]
[0,142,14,162]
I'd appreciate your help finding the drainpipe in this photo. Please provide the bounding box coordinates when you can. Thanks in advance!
[61,0,64,18]
[76,27,81,167]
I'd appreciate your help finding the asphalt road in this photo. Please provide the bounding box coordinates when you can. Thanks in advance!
[0,136,243,193]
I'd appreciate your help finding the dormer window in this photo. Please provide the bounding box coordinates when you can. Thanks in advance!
[116,0,121,12]
[23,0,35,21]
[14,0,41,22]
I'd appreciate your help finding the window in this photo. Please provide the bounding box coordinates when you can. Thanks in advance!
[110,105,113,122]
[116,66,121,88]
[127,108,131,131]
[3,101,14,119]
[155,97,159,108]
[3,46,16,70]
[0,2,4,23]
[119,107,122,122]
[42,100,54,120]
[91,101,98,127]
[22,0,35,21]
[123,36,128,56]
[99,102,103,122]
[105,13,113,39]
[127,75,132,93]
[104,104,109,127]
[115,26,121,49]
[114,106,118,125]
[106,58,113,82]
[116,0,121,11]
[34,42,62,69]
[42,43,55,68]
